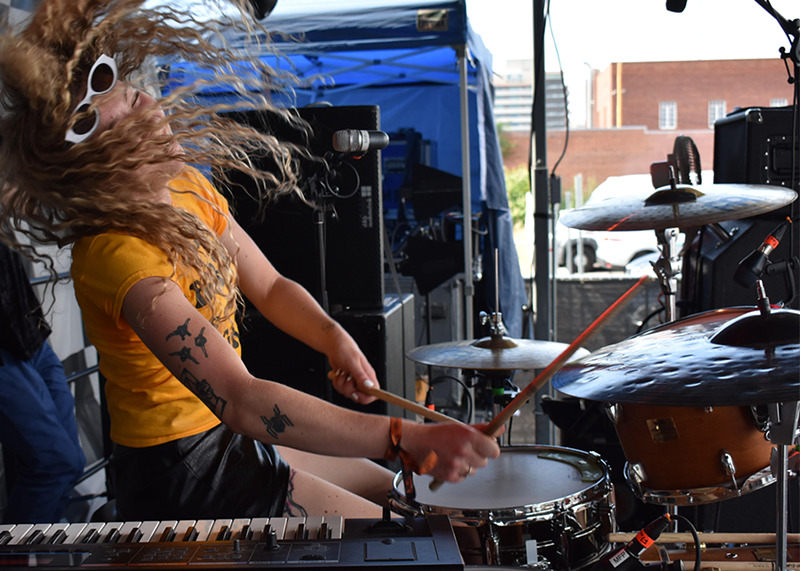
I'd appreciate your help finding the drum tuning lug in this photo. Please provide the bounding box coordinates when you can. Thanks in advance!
[704,406,714,413]
[720,449,741,491]
[605,403,622,425]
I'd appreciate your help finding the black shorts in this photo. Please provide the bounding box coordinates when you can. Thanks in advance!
[111,424,290,521]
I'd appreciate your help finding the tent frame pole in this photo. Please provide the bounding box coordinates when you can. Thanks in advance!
[457,44,474,345]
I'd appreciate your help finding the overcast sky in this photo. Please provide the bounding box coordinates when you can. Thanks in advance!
[466,0,799,125]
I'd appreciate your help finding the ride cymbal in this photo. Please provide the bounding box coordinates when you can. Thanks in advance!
[560,183,797,231]
[552,307,800,406]
[407,336,590,371]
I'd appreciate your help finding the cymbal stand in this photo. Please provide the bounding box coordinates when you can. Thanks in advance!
[756,281,799,571]
[652,228,681,323]
[767,398,799,571]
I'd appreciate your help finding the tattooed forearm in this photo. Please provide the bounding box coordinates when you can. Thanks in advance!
[283,469,308,517]
[260,404,294,439]
[180,368,227,417]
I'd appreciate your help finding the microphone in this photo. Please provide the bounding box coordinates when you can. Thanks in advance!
[666,0,687,13]
[332,130,390,156]
[589,514,673,571]
[733,218,792,289]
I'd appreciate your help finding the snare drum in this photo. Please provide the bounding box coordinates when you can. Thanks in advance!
[390,446,615,569]
[609,308,776,506]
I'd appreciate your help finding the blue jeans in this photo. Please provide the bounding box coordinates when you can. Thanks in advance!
[0,344,86,523]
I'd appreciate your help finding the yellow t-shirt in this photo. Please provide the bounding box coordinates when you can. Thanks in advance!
[71,167,240,447]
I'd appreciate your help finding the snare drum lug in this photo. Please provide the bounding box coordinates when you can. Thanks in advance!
[720,449,741,491]
[704,406,714,413]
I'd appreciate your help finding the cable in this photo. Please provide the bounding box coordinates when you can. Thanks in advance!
[547,7,570,179]
[670,514,701,571]
[431,374,473,422]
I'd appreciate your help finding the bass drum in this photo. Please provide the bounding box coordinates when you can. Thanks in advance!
[390,446,615,570]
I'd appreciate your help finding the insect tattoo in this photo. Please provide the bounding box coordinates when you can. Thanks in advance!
[169,346,199,365]
[180,369,227,417]
[261,404,294,439]
[166,318,192,341]
[195,326,209,357]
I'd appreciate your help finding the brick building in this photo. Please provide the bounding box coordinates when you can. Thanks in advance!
[502,58,794,204]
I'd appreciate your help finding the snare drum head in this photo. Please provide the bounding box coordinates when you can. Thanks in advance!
[394,446,608,514]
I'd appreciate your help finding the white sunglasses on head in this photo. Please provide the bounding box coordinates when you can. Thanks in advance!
[65,55,118,144]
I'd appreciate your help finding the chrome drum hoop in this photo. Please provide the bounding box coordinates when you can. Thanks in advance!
[624,462,776,506]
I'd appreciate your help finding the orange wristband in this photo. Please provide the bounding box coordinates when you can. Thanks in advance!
[384,418,437,475]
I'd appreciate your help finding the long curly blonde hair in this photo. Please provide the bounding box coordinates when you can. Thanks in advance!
[0,0,314,322]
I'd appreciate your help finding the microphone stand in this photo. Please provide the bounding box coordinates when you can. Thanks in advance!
[305,153,361,315]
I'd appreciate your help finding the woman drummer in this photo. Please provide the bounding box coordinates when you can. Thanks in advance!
[0,0,499,520]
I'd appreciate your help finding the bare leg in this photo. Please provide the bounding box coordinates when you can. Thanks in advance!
[276,446,395,508]
[282,467,384,518]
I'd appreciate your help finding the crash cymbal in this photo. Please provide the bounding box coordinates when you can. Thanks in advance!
[551,306,800,406]
[407,336,590,371]
[560,183,797,231]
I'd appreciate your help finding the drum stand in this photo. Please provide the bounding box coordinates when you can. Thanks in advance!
[766,399,800,571]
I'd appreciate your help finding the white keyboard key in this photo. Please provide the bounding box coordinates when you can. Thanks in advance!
[284,517,305,541]
[266,518,287,541]
[303,516,324,540]
[247,518,270,541]
[228,518,249,540]
[150,520,178,543]
[76,522,106,543]
[6,524,33,545]
[172,520,195,542]
[133,521,160,543]
[98,521,124,543]
[19,523,51,545]
[208,519,232,541]
[323,516,343,540]
[42,523,70,545]
[189,520,215,542]
[116,521,142,543]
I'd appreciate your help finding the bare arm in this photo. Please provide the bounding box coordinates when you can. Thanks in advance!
[121,277,500,482]
[222,216,377,403]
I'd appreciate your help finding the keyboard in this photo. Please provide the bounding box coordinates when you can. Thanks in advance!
[0,515,463,569]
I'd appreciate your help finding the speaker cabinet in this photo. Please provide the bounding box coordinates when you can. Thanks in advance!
[681,106,800,313]
[331,294,416,418]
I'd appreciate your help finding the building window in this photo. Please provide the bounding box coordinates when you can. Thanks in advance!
[659,101,677,130]
[771,98,788,107]
[708,100,726,128]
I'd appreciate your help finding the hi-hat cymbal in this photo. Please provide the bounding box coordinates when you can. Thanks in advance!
[552,306,800,406]
[407,336,590,371]
[560,183,797,231]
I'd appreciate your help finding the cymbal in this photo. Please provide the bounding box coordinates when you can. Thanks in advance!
[560,183,797,231]
[552,307,800,406]
[407,336,590,371]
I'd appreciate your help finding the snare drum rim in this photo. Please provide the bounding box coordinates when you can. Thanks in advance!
[390,445,613,525]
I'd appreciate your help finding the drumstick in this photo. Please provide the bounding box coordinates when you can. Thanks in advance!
[611,532,800,544]
[363,385,464,425]
[326,370,463,425]
[429,273,653,491]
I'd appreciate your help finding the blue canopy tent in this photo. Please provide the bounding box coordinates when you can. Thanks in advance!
[171,0,527,339]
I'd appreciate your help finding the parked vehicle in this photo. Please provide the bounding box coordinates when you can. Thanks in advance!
[558,174,676,272]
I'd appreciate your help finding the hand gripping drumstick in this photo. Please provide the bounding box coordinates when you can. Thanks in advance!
[326,371,463,425]
[429,274,654,491]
